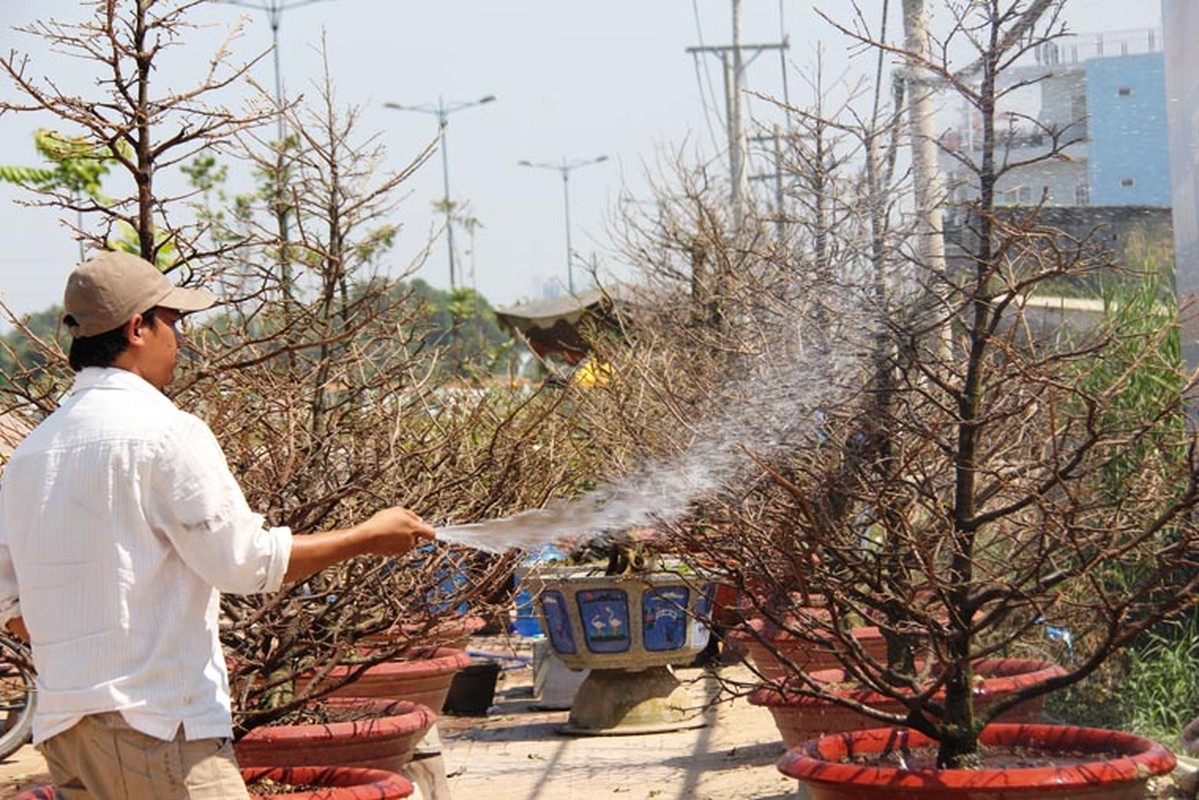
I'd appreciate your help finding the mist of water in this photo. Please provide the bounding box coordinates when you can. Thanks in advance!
[436,324,868,554]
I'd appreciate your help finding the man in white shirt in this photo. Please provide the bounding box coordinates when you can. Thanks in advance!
[0,251,437,799]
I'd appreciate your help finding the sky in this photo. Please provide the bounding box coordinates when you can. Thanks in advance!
[0,0,1165,322]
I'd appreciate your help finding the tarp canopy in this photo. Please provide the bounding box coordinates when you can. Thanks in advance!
[495,285,635,364]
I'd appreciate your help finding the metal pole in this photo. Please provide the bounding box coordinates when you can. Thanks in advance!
[269,9,285,145]
[560,167,574,293]
[518,156,608,294]
[730,0,748,230]
[436,100,458,290]
[386,95,495,291]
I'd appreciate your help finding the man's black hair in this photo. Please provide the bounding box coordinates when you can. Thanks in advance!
[67,307,158,373]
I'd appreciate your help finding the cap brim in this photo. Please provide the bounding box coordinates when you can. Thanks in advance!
[161,286,218,314]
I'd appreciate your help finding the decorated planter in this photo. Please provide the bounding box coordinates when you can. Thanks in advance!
[777,724,1175,800]
[534,567,714,735]
[751,658,1065,748]
[536,568,713,671]
[234,698,436,773]
[16,766,415,800]
[321,646,472,714]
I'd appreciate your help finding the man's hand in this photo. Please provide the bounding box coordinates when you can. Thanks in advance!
[283,505,437,584]
[357,506,437,556]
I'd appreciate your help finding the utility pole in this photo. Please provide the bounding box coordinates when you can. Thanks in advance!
[687,1,788,232]
[750,124,788,243]
[902,0,947,285]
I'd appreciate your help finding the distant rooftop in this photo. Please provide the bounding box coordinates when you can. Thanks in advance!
[1032,28,1162,67]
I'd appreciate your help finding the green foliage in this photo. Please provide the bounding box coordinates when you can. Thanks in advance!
[0,307,68,383]
[404,280,515,378]
[1087,269,1184,492]
[32,129,114,199]
[0,130,114,200]
[0,164,55,187]
[1121,616,1199,747]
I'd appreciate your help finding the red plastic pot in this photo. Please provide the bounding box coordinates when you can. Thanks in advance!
[777,723,1176,800]
[751,658,1065,747]
[234,698,436,772]
[13,765,414,800]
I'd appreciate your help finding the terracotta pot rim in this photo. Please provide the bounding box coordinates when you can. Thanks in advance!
[240,765,413,798]
[237,699,436,744]
[750,658,1066,708]
[776,723,1176,788]
[362,615,486,642]
[324,646,471,681]
[729,618,882,644]
[17,767,416,800]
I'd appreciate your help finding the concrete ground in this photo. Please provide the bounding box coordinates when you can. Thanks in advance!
[0,636,799,800]
[435,643,798,800]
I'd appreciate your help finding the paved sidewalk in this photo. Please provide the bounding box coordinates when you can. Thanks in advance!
[0,743,46,799]
[0,639,799,800]
[437,656,797,800]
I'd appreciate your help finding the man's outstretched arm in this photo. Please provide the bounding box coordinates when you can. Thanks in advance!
[284,506,437,584]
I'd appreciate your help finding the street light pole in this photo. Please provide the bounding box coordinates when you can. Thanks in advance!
[217,0,331,142]
[216,0,330,295]
[518,155,608,294]
[386,95,496,290]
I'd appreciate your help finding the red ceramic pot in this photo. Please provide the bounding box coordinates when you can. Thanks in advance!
[234,698,436,772]
[358,615,486,653]
[730,615,889,680]
[322,647,472,713]
[241,766,414,799]
[751,658,1065,747]
[13,766,414,800]
[776,723,1176,800]
[9,787,54,800]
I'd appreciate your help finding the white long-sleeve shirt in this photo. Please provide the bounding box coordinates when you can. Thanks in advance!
[0,367,292,744]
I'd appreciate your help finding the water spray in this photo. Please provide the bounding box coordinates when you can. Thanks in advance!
[434,330,867,554]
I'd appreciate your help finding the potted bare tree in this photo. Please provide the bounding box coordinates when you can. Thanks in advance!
[583,2,1197,797]
[652,2,1197,797]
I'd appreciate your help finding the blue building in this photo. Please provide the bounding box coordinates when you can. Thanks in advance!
[939,29,1169,210]
[1085,52,1171,206]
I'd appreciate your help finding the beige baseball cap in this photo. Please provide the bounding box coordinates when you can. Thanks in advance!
[62,251,217,338]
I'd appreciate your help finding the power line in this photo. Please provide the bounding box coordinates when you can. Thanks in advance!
[687,0,789,230]
[691,0,726,155]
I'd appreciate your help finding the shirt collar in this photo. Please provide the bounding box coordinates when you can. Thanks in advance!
[71,367,173,406]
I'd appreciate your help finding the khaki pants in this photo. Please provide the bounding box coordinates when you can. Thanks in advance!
[38,712,249,800]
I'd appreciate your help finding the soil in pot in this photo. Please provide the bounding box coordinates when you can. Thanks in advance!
[234,698,436,772]
[15,766,415,800]
[240,766,413,799]
[776,723,1176,800]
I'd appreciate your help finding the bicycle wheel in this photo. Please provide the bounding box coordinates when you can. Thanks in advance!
[0,636,35,760]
